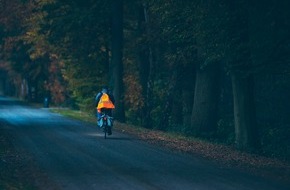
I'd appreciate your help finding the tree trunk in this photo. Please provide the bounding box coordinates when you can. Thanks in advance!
[226,0,260,151]
[231,72,259,150]
[160,64,180,130]
[137,3,155,128]
[0,70,5,96]
[182,63,196,128]
[137,4,150,128]
[191,61,220,137]
[111,0,125,122]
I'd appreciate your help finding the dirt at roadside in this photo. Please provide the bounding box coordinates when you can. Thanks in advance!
[0,131,32,189]
[0,127,59,190]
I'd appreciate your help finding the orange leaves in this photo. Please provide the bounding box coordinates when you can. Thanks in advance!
[124,74,144,111]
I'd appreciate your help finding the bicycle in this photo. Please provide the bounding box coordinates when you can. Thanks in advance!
[99,113,113,139]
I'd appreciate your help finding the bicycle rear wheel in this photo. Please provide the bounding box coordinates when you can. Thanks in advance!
[103,121,107,139]
[104,126,107,139]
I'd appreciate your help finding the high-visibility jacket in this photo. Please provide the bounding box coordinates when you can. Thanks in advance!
[97,93,115,109]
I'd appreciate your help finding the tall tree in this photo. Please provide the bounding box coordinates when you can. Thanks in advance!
[133,2,156,128]
[136,3,151,128]
[140,0,198,130]
[0,0,40,100]
[111,0,125,122]
[190,0,224,137]
[30,0,112,107]
[226,0,259,150]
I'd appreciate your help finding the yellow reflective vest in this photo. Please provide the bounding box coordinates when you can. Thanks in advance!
[97,93,115,109]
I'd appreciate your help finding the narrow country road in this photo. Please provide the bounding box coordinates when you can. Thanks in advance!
[0,96,288,190]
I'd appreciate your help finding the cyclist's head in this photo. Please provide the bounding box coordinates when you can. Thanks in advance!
[101,86,108,93]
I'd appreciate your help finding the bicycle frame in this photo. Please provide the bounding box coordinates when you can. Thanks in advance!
[100,114,113,139]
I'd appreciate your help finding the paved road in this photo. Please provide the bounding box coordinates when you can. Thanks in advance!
[0,96,288,190]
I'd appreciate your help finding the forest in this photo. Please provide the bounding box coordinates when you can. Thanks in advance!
[0,0,290,160]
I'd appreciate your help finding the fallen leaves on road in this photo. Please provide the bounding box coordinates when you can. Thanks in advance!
[116,122,290,184]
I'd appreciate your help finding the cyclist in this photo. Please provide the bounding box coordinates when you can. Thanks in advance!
[95,87,115,135]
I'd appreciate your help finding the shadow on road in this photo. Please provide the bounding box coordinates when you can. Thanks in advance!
[104,136,138,141]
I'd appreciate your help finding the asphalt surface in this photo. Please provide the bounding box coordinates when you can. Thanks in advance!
[0,96,288,190]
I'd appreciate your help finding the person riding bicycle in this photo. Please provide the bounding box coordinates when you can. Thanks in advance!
[95,87,115,135]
